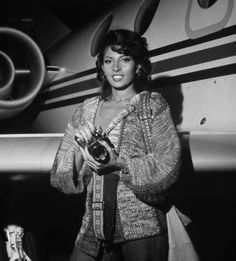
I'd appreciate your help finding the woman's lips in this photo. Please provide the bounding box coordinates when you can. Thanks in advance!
[112,75,123,82]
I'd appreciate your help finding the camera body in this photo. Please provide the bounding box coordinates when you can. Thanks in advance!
[88,127,113,164]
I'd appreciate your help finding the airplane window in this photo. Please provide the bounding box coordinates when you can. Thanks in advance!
[197,0,218,8]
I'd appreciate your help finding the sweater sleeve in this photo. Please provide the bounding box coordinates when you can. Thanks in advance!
[50,103,92,194]
[121,93,181,204]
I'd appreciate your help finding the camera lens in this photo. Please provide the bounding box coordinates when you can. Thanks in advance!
[88,141,110,164]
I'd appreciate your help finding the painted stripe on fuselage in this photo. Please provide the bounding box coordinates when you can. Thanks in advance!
[38,25,236,110]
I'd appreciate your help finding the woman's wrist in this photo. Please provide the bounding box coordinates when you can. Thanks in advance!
[115,157,126,168]
[116,157,129,175]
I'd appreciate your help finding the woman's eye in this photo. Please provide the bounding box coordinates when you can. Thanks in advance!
[121,57,131,63]
[104,59,112,64]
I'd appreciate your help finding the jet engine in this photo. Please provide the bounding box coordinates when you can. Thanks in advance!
[0,27,45,119]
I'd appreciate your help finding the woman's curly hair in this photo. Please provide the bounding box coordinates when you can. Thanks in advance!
[96,29,151,99]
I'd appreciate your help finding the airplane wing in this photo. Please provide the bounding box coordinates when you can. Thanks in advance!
[0,132,236,175]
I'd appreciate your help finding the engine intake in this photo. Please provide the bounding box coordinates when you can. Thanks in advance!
[0,27,45,119]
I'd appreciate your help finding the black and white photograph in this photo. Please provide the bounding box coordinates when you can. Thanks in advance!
[0,0,235,260]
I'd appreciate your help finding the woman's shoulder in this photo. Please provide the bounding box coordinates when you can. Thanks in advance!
[83,95,100,105]
[141,91,168,111]
[149,91,166,103]
[137,91,168,119]
[74,95,100,111]
[71,95,100,123]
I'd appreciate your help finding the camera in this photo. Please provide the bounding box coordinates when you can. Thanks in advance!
[87,127,114,164]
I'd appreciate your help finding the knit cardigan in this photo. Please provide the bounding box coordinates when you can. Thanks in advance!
[50,90,181,257]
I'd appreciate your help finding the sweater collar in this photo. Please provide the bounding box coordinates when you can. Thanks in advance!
[83,90,148,133]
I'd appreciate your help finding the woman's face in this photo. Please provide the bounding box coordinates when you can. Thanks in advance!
[102,46,136,90]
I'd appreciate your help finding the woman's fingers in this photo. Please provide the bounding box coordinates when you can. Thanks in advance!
[74,121,94,146]
[87,121,96,134]
[80,126,92,143]
[74,134,85,148]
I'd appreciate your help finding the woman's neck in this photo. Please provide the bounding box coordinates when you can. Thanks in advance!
[110,88,136,102]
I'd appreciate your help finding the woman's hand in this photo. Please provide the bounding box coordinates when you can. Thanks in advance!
[74,121,126,174]
[74,121,95,145]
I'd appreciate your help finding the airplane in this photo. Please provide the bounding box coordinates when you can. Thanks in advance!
[0,0,235,260]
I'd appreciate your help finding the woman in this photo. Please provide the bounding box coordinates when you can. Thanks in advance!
[50,29,181,261]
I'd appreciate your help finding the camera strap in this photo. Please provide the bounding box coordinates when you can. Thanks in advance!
[92,172,119,241]
[92,172,105,240]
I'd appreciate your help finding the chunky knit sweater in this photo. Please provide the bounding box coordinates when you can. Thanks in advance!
[50,91,181,257]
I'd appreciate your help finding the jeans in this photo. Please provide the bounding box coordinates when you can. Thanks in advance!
[69,233,168,261]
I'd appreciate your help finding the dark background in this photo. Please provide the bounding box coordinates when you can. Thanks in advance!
[0,0,125,30]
